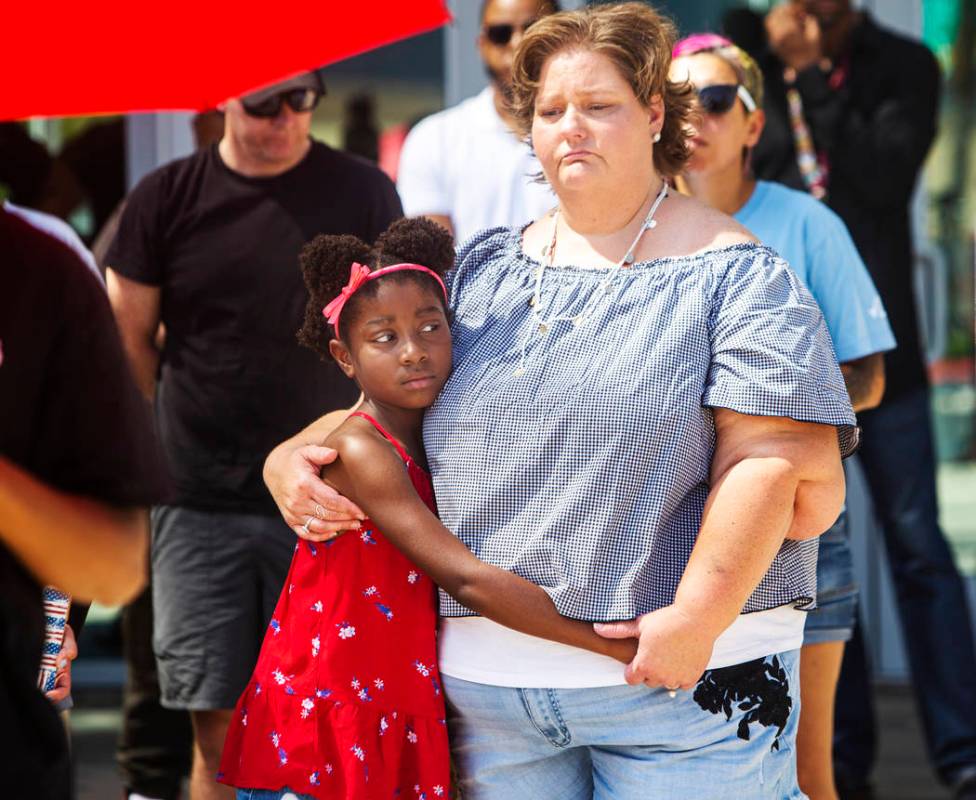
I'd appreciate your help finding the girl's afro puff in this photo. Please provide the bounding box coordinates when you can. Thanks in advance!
[375,217,455,275]
[297,217,454,359]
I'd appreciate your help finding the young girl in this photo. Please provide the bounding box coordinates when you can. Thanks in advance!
[218,218,637,800]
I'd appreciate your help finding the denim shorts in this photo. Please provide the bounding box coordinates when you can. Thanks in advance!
[803,509,858,646]
[236,790,315,800]
[444,650,804,799]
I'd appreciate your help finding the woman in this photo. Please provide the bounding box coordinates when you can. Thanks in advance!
[669,35,895,800]
[266,4,856,797]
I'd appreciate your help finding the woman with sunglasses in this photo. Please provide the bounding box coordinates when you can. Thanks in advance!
[266,5,858,797]
[670,34,896,800]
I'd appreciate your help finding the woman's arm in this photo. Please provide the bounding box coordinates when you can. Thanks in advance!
[325,432,638,665]
[596,409,844,687]
[0,458,148,606]
[263,404,366,540]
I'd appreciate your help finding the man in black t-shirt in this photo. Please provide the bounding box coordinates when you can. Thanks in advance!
[105,72,402,799]
[0,209,168,798]
[742,4,976,798]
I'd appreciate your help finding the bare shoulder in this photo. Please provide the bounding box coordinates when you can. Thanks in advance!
[649,192,756,259]
[322,418,401,475]
[319,419,419,515]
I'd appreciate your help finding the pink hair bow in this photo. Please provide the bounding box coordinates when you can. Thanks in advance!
[323,261,372,328]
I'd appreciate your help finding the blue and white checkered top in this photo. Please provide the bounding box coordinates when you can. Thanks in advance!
[424,226,858,621]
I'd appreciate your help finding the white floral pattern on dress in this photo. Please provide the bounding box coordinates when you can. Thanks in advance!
[360,529,378,545]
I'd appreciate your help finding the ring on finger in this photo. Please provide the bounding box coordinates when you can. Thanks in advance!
[314,504,325,519]
[301,517,314,534]
[665,683,679,698]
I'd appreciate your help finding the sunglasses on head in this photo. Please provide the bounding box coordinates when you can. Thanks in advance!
[241,87,323,119]
[483,19,538,46]
[695,83,757,115]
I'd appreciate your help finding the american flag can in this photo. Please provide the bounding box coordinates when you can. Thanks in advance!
[37,586,71,693]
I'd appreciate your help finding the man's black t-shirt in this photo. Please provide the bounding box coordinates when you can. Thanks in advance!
[106,142,403,514]
[751,15,940,400]
[0,209,169,797]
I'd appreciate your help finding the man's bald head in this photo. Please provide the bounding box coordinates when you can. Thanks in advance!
[478,0,560,99]
[480,0,558,23]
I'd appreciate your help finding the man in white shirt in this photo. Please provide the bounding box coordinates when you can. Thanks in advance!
[397,0,558,243]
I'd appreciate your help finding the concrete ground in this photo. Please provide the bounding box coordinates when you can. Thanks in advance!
[70,682,949,800]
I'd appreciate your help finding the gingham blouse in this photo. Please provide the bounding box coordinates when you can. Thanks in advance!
[424,227,858,621]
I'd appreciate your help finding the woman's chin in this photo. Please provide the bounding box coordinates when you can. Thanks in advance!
[555,165,603,192]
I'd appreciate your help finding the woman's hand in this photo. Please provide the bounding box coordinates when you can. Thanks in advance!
[264,442,365,541]
[45,624,78,705]
[594,604,717,690]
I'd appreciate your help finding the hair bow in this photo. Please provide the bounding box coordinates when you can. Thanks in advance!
[323,261,372,328]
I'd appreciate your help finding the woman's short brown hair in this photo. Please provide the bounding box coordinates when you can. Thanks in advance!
[510,1,694,178]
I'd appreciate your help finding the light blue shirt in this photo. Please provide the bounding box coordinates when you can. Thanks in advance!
[735,181,896,363]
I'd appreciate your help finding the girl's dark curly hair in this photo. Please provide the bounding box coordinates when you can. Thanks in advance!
[297,217,455,359]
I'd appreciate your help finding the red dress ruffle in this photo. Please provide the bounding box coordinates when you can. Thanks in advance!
[219,413,451,799]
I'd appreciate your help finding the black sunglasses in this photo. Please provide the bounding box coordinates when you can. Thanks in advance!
[483,19,538,46]
[241,88,324,119]
[695,83,757,115]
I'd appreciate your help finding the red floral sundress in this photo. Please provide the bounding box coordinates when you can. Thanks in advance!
[219,412,451,799]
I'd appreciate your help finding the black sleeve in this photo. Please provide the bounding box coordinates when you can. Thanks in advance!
[103,166,169,286]
[34,256,170,507]
[796,41,940,210]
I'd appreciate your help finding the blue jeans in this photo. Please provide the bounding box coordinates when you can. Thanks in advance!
[835,387,976,785]
[803,510,858,645]
[236,790,316,800]
[444,650,805,799]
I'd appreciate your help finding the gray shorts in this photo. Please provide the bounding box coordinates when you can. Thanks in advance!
[151,505,295,710]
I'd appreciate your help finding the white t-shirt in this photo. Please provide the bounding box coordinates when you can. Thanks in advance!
[438,607,805,688]
[396,87,556,245]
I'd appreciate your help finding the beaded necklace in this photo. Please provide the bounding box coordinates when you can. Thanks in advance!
[513,181,668,376]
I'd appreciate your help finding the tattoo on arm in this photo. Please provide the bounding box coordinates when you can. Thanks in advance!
[840,353,885,412]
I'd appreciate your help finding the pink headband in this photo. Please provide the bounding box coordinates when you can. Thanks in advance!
[672,33,735,59]
[322,261,448,336]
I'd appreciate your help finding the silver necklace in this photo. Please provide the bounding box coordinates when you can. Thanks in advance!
[513,182,668,377]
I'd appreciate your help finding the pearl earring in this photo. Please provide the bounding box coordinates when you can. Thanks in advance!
[652,131,662,143]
